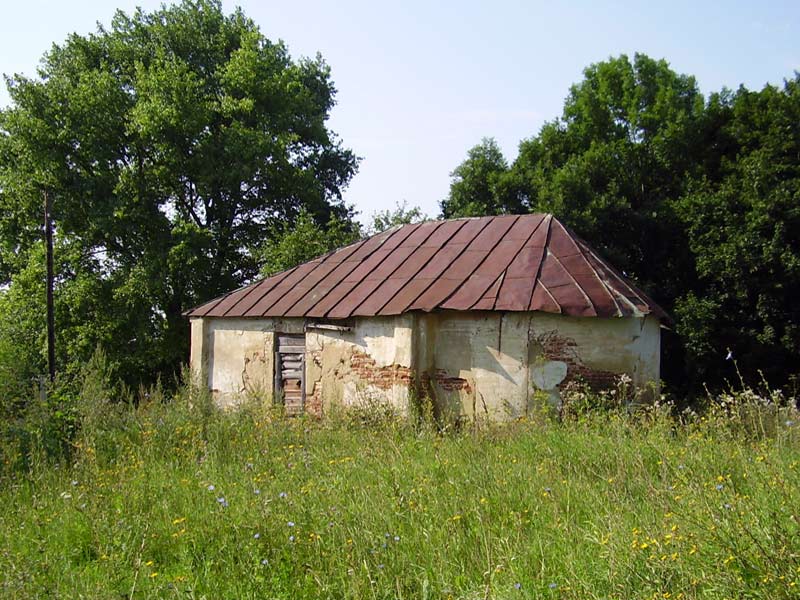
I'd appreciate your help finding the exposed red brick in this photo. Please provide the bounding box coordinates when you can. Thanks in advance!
[306,381,323,417]
[348,349,414,391]
[418,369,471,394]
[535,331,618,391]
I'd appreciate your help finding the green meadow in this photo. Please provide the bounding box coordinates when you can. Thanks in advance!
[1,376,798,599]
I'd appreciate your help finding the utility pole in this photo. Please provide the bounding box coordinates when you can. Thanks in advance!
[44,190,55,382]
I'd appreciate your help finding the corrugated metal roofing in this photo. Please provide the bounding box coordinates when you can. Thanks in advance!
[186,214,666,320]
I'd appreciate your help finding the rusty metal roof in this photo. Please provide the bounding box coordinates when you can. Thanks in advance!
[187,214,666,320]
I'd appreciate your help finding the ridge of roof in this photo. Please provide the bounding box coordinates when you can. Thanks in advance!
[186,214,667,321]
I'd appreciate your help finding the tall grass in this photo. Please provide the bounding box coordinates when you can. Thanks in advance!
[0,366,798,599]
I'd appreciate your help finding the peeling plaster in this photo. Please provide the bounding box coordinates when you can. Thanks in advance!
[191,312,660,421]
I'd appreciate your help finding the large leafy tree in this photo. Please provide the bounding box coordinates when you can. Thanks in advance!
[440,138,512,218]
[0,0,358,386]
[675,80,800,386]
[442,54,800,393]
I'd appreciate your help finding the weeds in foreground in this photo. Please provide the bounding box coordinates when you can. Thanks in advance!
[0,367,798,599]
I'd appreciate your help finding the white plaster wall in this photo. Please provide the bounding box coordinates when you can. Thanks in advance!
[417,312,661,421]
[305,315,413,413]
[200,317,303,408]
[529,313,661,388]
[190,311,660,418]
[189,318,207,377]
[417,313,531,421]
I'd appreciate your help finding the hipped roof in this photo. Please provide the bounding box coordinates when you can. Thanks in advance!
[186,214,666,321]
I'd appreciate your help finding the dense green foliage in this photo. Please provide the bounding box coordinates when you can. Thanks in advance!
[442,54,800,392]
[370,200,427,233]
[0,0,358,388]
[1,374,798,598]
[257,209,362,277]
[254,200,426,283]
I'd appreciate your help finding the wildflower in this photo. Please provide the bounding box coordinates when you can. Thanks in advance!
[514,583,522,590]
[217,497,228,508]
[786,420,795,427]
[678,464,686,470]
[71,480,78,486]
[287,521,295,527]
[245,462,254,470]
[207,484,215,492]
[716,484,724,491]
[289,535,295,542]
[279,492,288,499]
[150,572,158,578]
[261,558,269,565]
[254,489,261,495]
[378,564,385,569]
[548,582,558,590]
[393,535,400,542]
[254,533,260,539]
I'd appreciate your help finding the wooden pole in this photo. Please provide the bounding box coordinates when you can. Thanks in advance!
[44,190,55,382]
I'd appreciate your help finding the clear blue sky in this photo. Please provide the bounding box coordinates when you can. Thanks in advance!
[1,1,798,223]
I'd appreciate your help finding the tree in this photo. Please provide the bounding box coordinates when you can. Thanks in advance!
[440,138,511,218]
[257,209,361,276]
[675,78,800,386]
[0,0,358,388]
[370,200,426,233]
[508,54,703,297]
[442,54,800,393]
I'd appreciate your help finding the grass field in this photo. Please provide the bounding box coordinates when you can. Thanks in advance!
[1,379,799,599]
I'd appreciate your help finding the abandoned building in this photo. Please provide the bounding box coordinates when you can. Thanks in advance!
[186,214,665,420]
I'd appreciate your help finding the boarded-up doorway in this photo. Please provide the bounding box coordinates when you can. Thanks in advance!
[275,334,305,415]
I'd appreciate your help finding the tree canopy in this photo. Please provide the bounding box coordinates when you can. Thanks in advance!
[0,0,358,387]
[442,54,800,393]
